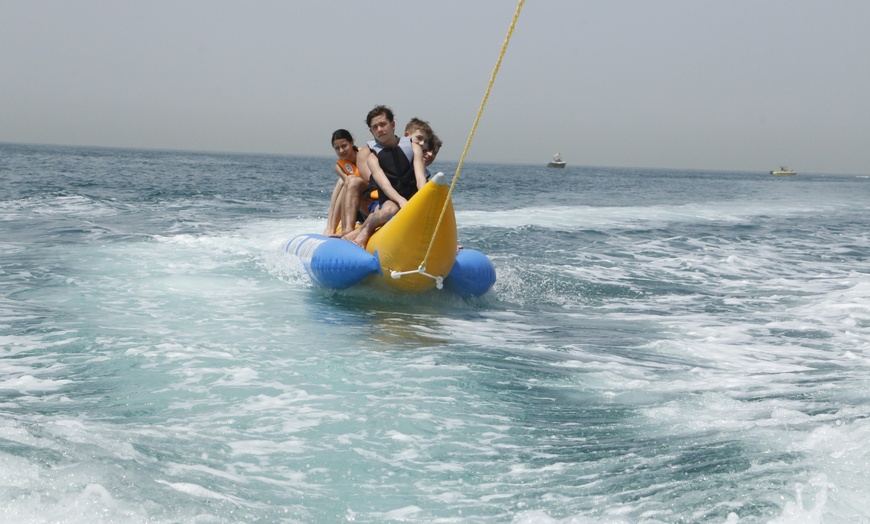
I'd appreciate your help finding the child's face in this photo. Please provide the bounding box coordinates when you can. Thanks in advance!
[406,130,428,150]
[332,138,354,159]
[423,146,439,166]
[369,114,394,142]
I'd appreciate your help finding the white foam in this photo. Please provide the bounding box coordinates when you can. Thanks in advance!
[456,198,844,231]
[0,375,71,392]
[156,480,237,501]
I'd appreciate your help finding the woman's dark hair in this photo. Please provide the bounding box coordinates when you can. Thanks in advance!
[331,129,354,144]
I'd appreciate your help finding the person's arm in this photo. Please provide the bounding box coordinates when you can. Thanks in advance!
[356,146,372,183]
[367,152,408,208]
[411,142,427,190]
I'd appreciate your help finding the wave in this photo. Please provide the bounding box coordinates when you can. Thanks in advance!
[456,199,861,231]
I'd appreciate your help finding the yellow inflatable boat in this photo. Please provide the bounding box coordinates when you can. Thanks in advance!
[285,173,495,296]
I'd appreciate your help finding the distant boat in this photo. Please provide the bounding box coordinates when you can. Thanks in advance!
[770,166,796,175]
[547,153,566,168]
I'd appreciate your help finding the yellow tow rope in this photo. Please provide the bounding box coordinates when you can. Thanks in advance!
[419,0,525,270]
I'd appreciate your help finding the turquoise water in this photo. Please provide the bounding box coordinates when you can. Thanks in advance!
[2,143,869,523]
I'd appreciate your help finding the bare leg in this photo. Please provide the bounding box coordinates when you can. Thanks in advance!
[346,201,398,248]
[340,177,368,234]
[324,179,345,235]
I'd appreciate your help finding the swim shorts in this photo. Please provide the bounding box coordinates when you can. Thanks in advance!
[367,201,383,215]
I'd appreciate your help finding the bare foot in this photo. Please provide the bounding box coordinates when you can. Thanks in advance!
[351,230,371,248]
[332,228,357,240]
[343,228,360,242]
[348,224,374,248]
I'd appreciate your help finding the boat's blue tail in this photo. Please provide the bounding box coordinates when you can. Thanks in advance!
[285,234,380,289]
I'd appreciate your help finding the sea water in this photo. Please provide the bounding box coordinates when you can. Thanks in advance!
[1,143,869,523]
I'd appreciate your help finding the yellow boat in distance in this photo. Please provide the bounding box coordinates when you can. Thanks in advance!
[770,166,796,175]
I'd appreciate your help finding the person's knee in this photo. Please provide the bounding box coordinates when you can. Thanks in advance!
[380,203,400,220]
[348,177,367,192]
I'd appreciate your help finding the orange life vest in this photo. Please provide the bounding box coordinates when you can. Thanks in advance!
[336,158,360,178]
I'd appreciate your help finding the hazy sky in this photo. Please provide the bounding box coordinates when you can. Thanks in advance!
[3,1,869,174]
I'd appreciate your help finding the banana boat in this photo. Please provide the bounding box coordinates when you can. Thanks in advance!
[285,173,495,296]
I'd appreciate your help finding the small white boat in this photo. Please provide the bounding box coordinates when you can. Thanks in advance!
[547,153,566,168]
[770,166,796,175]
